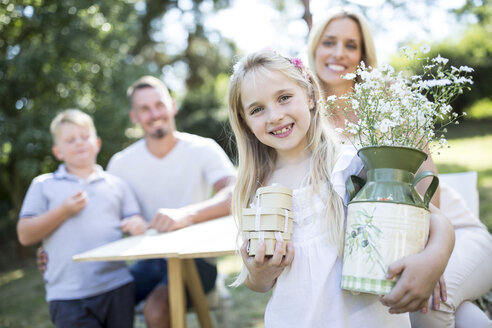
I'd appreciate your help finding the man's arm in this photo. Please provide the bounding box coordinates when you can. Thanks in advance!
[150,175,236,232]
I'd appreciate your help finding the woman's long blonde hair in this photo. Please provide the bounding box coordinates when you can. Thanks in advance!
[227,51,346,284]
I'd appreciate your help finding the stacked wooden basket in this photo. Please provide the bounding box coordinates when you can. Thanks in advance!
[241,185,294,256]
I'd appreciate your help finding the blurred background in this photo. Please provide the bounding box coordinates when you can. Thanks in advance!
[1,0,491,326]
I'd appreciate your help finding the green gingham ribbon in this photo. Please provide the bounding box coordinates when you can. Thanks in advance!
[341,275,395,295]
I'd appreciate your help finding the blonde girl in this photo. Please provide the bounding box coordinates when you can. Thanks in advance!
[228,50,411,327]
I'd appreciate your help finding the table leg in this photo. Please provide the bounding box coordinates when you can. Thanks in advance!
[183,259,214,328]
[168,258,186,328]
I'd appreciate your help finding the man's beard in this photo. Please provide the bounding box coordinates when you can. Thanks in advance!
[149,128,168,139]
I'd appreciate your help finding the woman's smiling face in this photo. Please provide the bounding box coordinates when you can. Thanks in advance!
[314,17,363,93]
[241,68,313,161]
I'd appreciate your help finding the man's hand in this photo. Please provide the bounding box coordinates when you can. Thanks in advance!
[150,208,192,232]
[121,215,148,235]
[36,246,48,276]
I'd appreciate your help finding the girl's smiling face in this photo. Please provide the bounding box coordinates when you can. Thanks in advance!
[241,68,313,162]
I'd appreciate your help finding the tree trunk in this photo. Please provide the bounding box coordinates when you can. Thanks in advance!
[301,0,312,30]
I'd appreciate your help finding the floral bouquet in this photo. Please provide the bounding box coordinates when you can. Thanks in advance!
[326,47,474,152]
[335,48,474,295]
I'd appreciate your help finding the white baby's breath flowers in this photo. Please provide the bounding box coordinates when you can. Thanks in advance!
[432,54,449,65]
[459,66,474,73]
[343,73,357,80]
[420,44,431,54]
[325,50,473,153]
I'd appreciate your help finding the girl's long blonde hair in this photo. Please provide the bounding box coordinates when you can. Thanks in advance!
[228,51,346,284]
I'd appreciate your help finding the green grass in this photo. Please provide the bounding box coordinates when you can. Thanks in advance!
[0,257,268,328]
[0,263,51,328]
[433,134,492,232]
[1,121,490,327]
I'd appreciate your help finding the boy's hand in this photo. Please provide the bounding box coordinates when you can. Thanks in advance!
[150,208,191,232]
[61,191,88,217]
[121,215,148,235]
[241,239,294,293]
[380,251,441,313]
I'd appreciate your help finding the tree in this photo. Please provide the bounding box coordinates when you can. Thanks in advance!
[0,0,236,263]
[387,0,492,116]
[0,1,153,261]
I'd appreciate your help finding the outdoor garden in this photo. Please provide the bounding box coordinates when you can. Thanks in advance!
[1,1,491,327]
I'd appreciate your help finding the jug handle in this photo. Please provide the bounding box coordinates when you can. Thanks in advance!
[346,175,366,201]
[412,171,439,208]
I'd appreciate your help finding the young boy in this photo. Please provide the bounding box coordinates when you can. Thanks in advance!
[17,109,147,328]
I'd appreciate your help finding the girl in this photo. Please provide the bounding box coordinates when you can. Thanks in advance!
[228,50,411,327]
[307,7,492,327]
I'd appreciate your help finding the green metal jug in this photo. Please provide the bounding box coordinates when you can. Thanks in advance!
[341,146,439,295]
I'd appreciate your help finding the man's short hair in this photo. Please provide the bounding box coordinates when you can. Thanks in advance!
[126,76,171,103]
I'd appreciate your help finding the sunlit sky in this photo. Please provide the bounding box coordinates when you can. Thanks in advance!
[159,0,470,92]
[207,0,468,60]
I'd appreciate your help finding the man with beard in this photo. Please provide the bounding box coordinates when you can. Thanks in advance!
[106,76,236,328]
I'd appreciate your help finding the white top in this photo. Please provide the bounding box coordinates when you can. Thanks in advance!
[107,132,236,223]
[264,147,411,328]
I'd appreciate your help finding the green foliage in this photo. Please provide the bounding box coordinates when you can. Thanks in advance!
[176,72,236,160]
[0,263,50,328]
[454,0,492,26]
[390,9,492,117]
[0,1,153,262]
[0,0,236,264]
[468,98,492,119]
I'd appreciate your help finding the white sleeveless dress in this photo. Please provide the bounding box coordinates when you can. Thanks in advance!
[264,147,411,328]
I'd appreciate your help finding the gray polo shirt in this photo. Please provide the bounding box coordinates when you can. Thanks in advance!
[19,164,139,301]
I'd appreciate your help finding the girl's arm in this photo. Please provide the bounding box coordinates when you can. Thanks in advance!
[17,191,87,245]
[241,240,295,292]
[380,204,454,313]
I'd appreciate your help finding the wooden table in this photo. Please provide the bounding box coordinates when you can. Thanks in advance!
[73,216,239,328]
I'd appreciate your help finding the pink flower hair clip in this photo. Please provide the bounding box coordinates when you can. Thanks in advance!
[290,57,311,81]
[290,57,303,69]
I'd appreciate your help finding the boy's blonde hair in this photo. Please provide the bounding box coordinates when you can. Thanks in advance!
[307,6,377,85]
[228,51,346,284]
[50,109,97,142]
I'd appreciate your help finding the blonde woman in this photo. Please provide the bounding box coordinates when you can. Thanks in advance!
[307,7,492,327]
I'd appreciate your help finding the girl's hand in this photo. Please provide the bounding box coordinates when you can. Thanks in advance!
[421,275,447,313]
[241,239,294,293]
[380,206,453,314]
[379,250,441,313]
